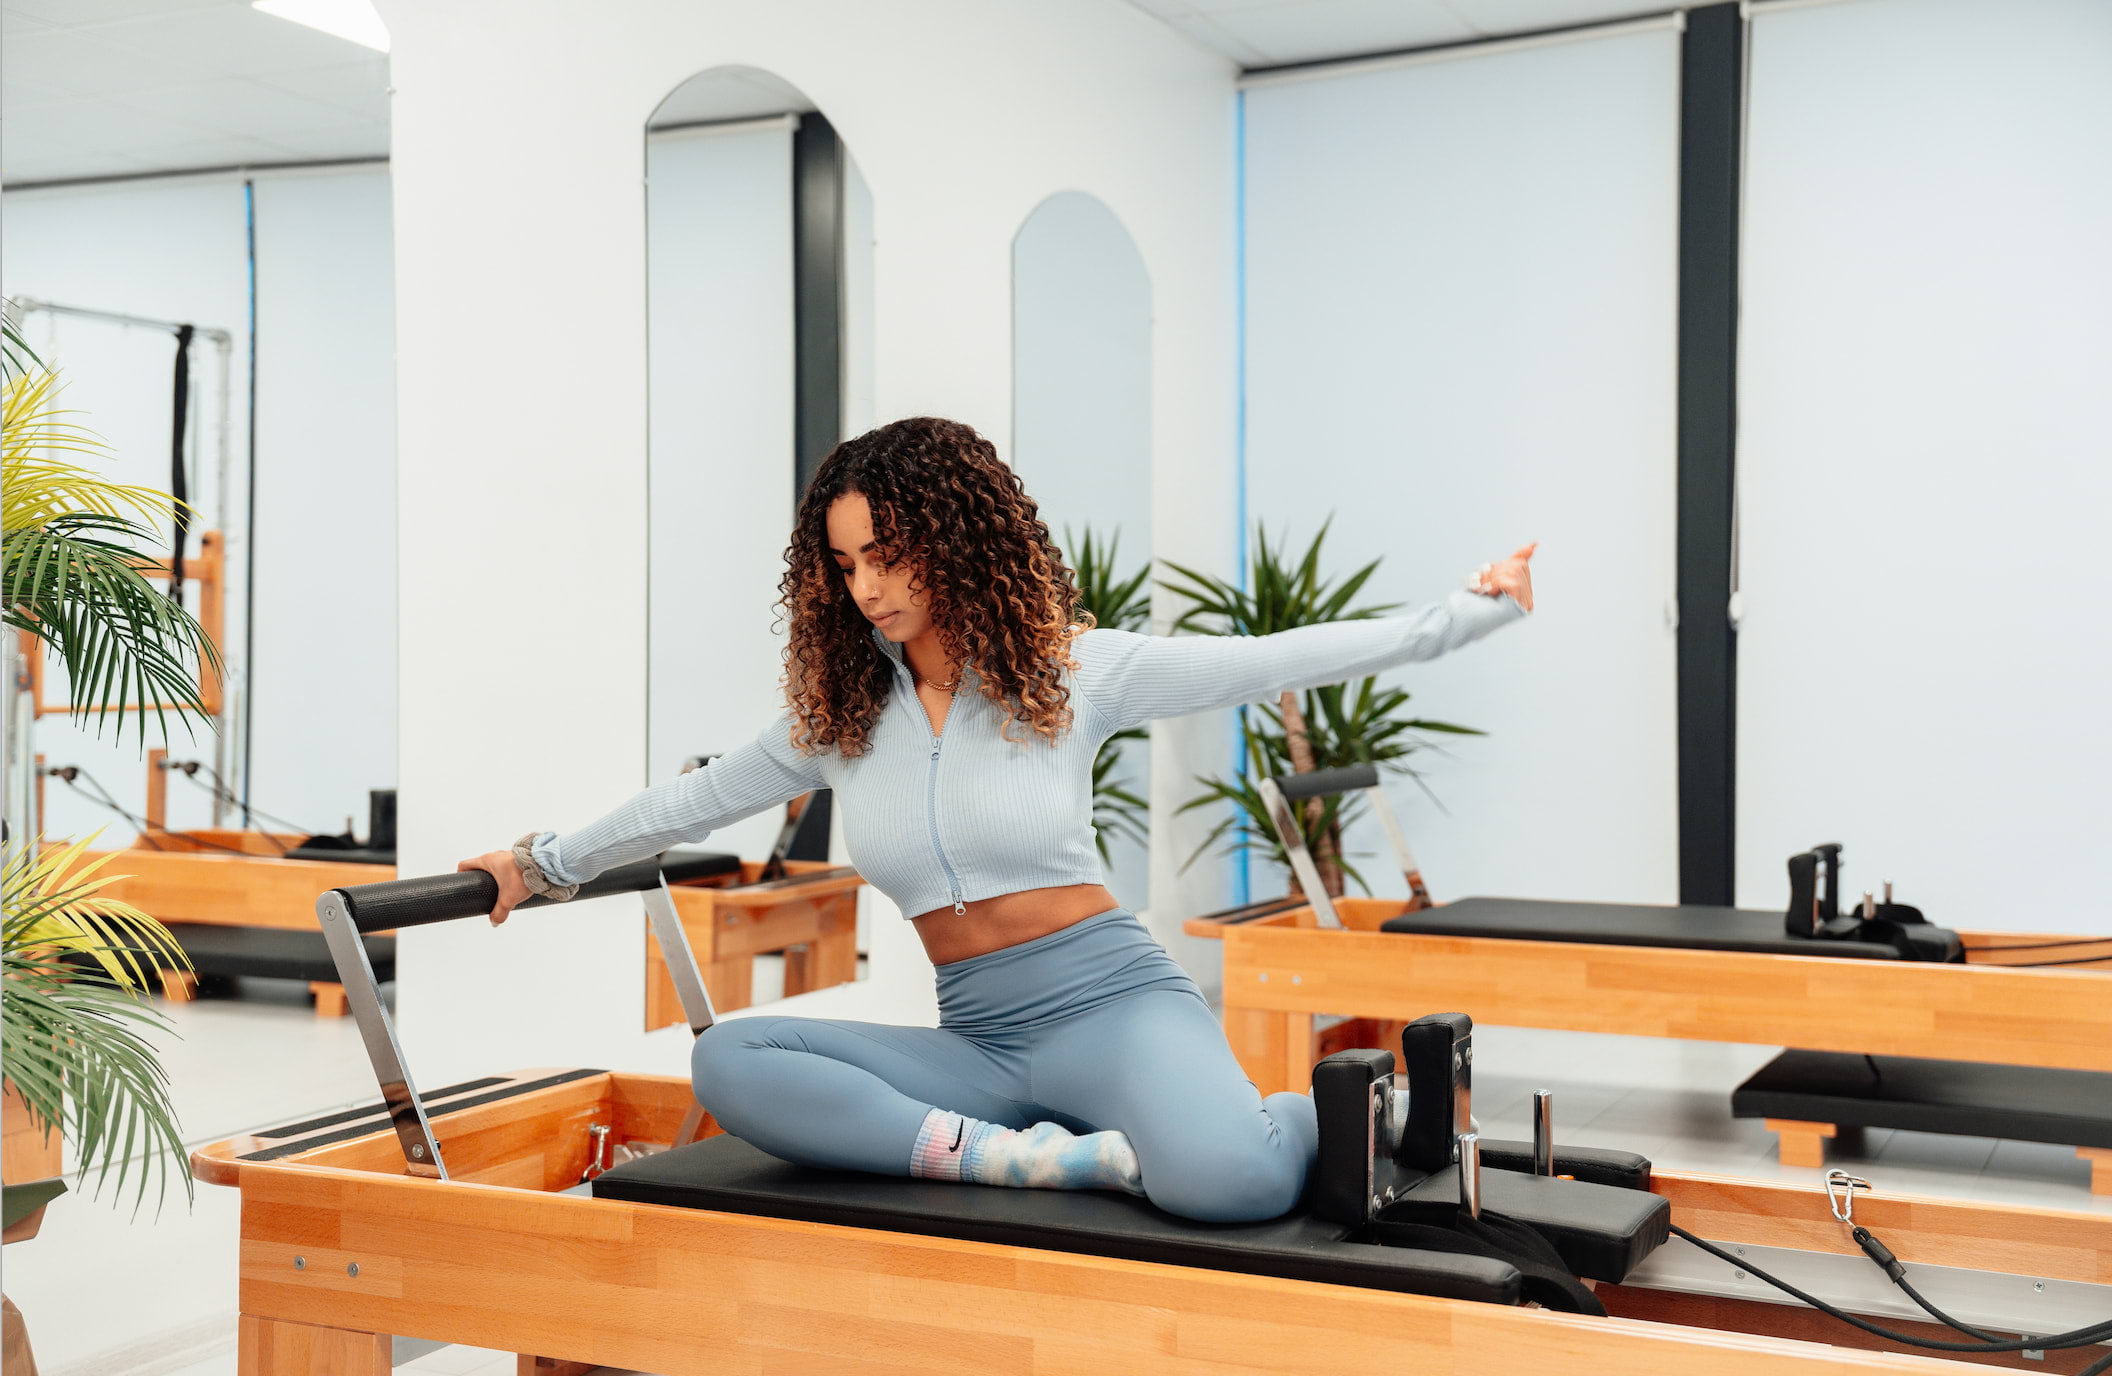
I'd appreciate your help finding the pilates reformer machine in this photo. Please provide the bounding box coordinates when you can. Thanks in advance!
[52,742,861,1020]
[1187,765,2112,1192]
[196,858,2112,1374]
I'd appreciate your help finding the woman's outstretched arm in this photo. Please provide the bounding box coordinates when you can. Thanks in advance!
[1071,547,1532,735]
[526,714,825,887]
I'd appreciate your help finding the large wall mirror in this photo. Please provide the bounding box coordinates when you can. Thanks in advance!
[1010,192,1153,913]
[644,66,877,1012]
[0,8,396,1362]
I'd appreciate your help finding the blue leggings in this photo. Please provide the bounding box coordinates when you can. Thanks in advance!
[690,907,1318,1223]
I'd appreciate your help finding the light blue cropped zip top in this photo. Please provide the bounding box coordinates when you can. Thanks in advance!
[532,589,1525,919]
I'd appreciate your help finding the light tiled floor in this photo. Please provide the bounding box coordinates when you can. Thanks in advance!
[12,988,2107,1375]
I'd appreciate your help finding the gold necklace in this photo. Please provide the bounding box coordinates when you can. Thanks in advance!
[917,673,961,693]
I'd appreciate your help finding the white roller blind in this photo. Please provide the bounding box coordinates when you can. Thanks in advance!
[1243,28,1681,904]
[1736,0,2112,926]
[645,123,796,860]
[251,169,396,841]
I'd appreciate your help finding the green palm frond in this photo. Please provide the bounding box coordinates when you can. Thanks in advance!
[5,373,182,533]
[1089,726,1150,862]
[4,365,221,745]
[1066,525,1151,633]
[2,839,192,1213]
[2,307,39,380]
[1161,517,1401,639]
[1068,525,1154,864]
[3,512,222,744]
[1164,519,1481,890]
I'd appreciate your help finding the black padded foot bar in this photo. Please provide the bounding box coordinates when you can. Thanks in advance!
[1733,1050,2112,1150]
[1382,897,1904,960]
[592,1135,1523,1305]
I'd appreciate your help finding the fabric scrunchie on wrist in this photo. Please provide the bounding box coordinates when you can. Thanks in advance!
[511,832,580,902]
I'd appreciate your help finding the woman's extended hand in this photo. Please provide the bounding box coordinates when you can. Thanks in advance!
[1473,543,1536,612]
[457,849,531,926]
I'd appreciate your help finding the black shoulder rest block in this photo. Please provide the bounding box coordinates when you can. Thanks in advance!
[1477,1139,1651,1191]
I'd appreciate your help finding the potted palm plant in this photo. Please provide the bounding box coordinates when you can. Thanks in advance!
[1162,519,1479,899]
[1066,526,1150,862]
[2,302,219,1366]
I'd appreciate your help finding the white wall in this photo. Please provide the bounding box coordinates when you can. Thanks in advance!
[1242,26,1682,906]
[645,119,796,867]
[1011,190,1154,912]
[3,171,394,854]
[1735,0,2112,927]
[377,0,1240,1080]
[3,179,248,844]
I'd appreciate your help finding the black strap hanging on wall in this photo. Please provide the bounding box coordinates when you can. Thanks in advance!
[169,323,196,601]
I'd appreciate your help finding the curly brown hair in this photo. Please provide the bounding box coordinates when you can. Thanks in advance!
[777,417,1088,758]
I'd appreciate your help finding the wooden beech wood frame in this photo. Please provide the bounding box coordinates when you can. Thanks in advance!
[193,1067,2112,1376]
[1189,898,2112,1191]
[76,808,861,1023]
[643,858,863,1031]
[81,829,394,1018]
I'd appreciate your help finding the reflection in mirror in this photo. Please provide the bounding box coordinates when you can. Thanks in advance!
[1010,192,1153,912]
[0,5,396,1361]
[0,99,397,998]
[645,67,877,1015]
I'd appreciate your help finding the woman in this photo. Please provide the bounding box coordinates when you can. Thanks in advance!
[460,416,1533,1223]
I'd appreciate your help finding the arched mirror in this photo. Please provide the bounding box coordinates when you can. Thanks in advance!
[643,67,877,1020]
[1010,192,1154,913]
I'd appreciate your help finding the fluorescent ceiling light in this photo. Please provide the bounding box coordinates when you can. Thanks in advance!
[252,0,390,53]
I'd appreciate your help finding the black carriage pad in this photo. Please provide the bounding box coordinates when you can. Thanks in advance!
[592,1134,1523,1305]
[284,844,397,865]
[1381,897,1902,960]
[1733,1051,2112,1150]
[67,922,393,985]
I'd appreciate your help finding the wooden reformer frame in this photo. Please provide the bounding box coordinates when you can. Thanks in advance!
[190,861,2112,1375]
[1193,769,2112,1191]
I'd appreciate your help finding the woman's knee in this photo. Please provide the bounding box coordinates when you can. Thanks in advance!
[690,1017,788,1098]
[1142,1134,1308,1224]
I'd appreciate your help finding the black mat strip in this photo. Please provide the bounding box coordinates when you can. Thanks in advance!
[252,1076,510,1138]
[238,1069,609,1162]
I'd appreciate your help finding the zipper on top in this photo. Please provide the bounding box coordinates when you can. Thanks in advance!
[899,661,968,915]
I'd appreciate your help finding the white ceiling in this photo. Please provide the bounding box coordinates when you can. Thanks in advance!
[1125,0,1675,67]
[1,0,1676,187]
[2,0,389,186]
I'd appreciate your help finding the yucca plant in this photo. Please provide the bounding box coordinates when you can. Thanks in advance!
[1068,526,1150,862]
[1162,519,1479,897]
[2,303,211,1213]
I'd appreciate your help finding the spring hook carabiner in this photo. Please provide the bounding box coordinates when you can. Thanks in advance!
[1825,1167,1871,1225]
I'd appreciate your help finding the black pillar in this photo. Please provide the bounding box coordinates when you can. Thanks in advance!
[1675,2,1745,905]
[792,114,845,503]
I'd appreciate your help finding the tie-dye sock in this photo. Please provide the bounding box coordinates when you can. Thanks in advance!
[907,1109,1144,1195]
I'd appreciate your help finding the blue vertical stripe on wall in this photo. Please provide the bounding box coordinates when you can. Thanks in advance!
[1233,90,1252,906]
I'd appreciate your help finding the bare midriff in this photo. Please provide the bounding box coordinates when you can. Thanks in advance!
[913,882,1123,966]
